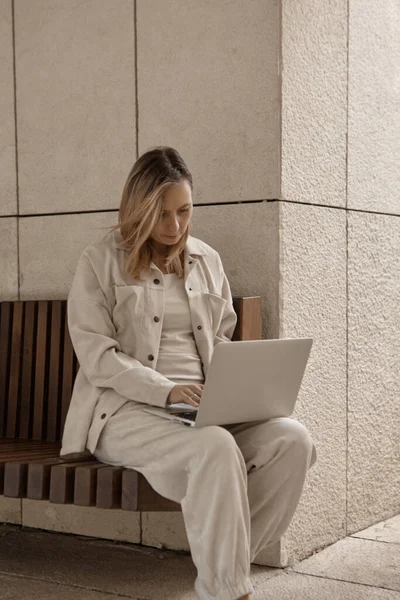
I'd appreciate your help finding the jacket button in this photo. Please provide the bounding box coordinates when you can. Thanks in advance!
[154,316,160,322]
[189,261,193,264]
[189,287,192,291]
[101,413,106,419]
[148,354,154,360]
[197,325,202,330]
[154,278,160,285]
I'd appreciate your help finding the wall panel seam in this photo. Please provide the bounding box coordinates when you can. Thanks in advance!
[345,0,350,535]
[11,0,20,301]
[134,0,138,160]
[4,201,399,220]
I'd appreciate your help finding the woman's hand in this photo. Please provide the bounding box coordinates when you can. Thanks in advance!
[167,384,204,407]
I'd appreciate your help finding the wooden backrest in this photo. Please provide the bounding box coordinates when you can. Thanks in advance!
[0,296,261,442]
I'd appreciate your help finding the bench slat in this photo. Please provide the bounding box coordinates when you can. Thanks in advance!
[27,455,97,500]
[120,468,139,511]
[19,301,36,439]
[0,303,12,436]
[0,440,60,451]
[3,451,61,497]
[96,466,124,509]
[0,446,61,460]
[49,460,99,504]
[3,463,28,497]
[2,449,64,497]
[122,471,181,512]
[138,478,181,512]
[33,301,49,440]
[47,301,63,442]
[7,302,24,438]
[74,463,110,507]
[60,308,75,443]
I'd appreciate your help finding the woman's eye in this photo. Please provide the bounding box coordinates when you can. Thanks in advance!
[162,209,189,217]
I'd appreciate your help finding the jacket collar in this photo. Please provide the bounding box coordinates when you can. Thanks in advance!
[112,229,206,257]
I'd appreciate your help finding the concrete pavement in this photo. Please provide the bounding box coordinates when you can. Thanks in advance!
[0,513,399,599]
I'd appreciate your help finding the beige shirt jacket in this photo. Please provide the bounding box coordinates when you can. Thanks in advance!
[60,229,238,458]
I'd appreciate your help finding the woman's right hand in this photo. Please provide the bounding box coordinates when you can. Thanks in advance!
[167,384,204,407]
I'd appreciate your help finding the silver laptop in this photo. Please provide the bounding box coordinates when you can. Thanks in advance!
[142,338,313,427]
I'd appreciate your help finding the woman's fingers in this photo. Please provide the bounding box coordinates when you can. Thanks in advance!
[192,384,203,397]
[182,387,200,406]
[178,384,203,406]
[184,391,199,407]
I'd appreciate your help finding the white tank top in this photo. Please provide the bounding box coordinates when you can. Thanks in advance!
[155,273,205,385]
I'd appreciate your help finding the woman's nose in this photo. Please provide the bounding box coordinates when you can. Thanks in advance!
[167,217,179,232]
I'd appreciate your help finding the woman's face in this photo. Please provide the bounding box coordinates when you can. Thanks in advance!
[150,179,193,252]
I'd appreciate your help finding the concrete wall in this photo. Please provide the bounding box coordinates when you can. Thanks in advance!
[279,0,400,564]
[0,0,399,567]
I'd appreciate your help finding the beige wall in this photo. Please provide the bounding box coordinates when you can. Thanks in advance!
[0,0,399,566]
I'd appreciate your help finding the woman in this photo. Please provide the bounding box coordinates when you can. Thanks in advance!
[61,146,317,600]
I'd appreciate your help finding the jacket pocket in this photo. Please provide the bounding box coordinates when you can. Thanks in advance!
[112,285,144,352]
[204,292,227,336]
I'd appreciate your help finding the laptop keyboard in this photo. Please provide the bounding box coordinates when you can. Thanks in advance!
[176,411,197,422]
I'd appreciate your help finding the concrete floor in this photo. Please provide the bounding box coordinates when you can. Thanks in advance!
[0,514,399,600]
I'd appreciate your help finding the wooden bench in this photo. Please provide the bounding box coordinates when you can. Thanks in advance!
[0,296,262,512]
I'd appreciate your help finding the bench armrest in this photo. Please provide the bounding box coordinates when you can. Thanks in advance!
[232,296,262,341]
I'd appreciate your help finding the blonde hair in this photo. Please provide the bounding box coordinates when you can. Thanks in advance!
[98,146,193,282]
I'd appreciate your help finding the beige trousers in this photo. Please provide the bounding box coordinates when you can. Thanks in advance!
[92,394,317,600]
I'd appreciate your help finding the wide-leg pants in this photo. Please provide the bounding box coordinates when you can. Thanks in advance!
[92,397,317,600]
